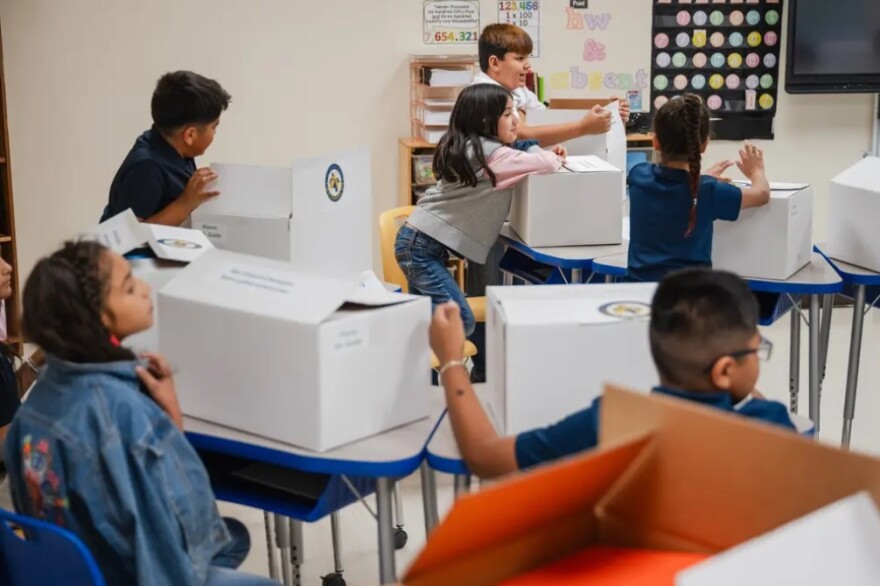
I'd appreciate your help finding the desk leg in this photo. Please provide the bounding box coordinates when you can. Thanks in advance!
[842,284,867,448]
[571,268,583,284]
[264,511,279,582]
[376,477,396,584]
[274,514,292,586]
[331,512,344,577]
[503,272,513,286]
[789,303,801,414]
[819,294,834,388]
[808,295,821,432]
[420,462,439,535]
[453,474,472,499]
[289,519,303,586]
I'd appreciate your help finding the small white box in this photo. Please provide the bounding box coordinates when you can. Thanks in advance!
[825,156,880,273]
[712,184,814,280]
[486,283,657,435]
[159,249,432,452]
[509,155,623,247]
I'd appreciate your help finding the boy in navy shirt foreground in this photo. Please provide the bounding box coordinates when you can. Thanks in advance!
[430,268,796,479]
[102,70,231,226]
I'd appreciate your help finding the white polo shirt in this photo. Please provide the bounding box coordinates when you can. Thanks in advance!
[471,71,546,113]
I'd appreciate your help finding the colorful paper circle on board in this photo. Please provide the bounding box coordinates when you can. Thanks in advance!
[654,96,669,109]
[656,52,672,67]
[760,73,774,88]
[729,32,744,47]
[710,32,726,47]
[726,74,741,89]
[677,10,691,25]
[746,52,761,67]
[711,53,726,68]
[730,10,744,25]
[676,32,691,47]
[746,10,761,25]
[764,31,778,46]
[710,10,725,25]
[759,93,775,109]
[693,30,708,48]
[692,74,707,89]
[766,9,780,25]
[728,53,743,68]
[654,75,669,90]
[693,10,708,26]
[655,33,670,48]
[746,74,760,89]
[673,52,688,67]
[674,74,689,90]
[764,53,777,68]
[709,74,725,89]
[692,52,708,68]
[748,31,762,47]
[707,95,723,110]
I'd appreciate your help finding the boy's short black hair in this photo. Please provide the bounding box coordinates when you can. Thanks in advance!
[151,71,231,135]
[649,268,759,386]
[478,24,533,72]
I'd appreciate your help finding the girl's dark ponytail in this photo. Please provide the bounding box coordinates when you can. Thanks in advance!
[681,94,703,236]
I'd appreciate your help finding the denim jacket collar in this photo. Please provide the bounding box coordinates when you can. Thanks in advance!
[43,354,141,384]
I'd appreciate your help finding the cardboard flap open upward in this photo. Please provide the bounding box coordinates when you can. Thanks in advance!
[143,223,215,263]
[81,209,148,255]
[159,248,355,324]
[403,436,653,586]
[598,386,880,552]
[204,162,293,218]
[831,156,880,190]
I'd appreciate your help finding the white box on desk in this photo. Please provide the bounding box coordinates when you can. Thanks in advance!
[825,156,880,273]
[712,184,813,280]
[158,249,432,452]
[509,155,623,247]
[486,283,657,435]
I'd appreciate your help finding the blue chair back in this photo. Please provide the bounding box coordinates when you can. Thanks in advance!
[0,507,105,586]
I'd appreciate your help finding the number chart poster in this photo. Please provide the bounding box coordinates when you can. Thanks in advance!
[498,1,541,57]
[650,0,783,140]
[423,1,480,44]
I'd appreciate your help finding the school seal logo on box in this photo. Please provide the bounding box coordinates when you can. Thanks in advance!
[599,301,651,319]
[325,164,344,202]
[157,238,203,250]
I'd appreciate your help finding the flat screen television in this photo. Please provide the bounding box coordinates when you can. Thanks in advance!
[785,0,880,93]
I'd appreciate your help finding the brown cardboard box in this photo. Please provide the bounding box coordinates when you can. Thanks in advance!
[403,386,880,586]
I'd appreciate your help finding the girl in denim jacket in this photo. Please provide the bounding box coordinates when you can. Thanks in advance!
[3,241,278,586]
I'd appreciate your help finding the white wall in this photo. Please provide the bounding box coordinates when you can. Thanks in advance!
[1,0,875,281]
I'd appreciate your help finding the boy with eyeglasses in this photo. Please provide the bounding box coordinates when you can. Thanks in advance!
[429,267,795,479]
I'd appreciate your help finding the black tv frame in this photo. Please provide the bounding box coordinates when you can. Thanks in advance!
[785,0,880,94]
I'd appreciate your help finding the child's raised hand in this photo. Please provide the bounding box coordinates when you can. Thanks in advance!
[552,145,568,160]
[581,105,613,135]
[736,142,766,180]
[705,160,734,181]
[429,301,466,366]
[611,96,631,123]
[181,167,220,210]
[136,352,183,430]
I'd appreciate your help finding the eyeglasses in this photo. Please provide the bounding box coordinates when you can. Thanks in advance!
[704,336,773,373]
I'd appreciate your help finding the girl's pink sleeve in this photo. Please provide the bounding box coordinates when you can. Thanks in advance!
[486,146,562,189]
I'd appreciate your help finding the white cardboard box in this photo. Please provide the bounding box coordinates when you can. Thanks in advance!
[712,184,813,280]
[486,283,657,435]
[509,155,623,247]
[158,249,432,452]
[193,148,373,273]
[125,259,184,353]
[676,492,880,586]
[825,156,880,273]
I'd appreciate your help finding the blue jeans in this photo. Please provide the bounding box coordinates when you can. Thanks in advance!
[205,518,280,585]
[395,224,476,336]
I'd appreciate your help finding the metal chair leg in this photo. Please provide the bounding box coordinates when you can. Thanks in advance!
[264,511,279,582]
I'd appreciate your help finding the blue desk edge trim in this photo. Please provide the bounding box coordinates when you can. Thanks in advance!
[499,235,594,269]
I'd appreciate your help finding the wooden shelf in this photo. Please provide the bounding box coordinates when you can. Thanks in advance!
[0,235,11,243]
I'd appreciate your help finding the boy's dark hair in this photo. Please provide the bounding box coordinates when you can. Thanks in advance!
[653,94,710,236]
[478,24,533,72]
[649,268,759,387]
[433,84,512,188]
[151,70,231,135]
[23,241,135,364]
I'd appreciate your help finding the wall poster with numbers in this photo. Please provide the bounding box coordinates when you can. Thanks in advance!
[498,1,541,57]
[650,0,783,140]
[423,1,480,45]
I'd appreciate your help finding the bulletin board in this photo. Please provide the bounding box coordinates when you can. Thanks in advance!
[649,0,784,140]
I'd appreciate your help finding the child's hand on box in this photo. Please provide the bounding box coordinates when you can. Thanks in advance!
[736,142,766,180]
[136,352,184,430]
[706,160,734,182]
[611,96,631,123]
[430,302,466,366]
[580,105,613,135]
[552,145,568,160]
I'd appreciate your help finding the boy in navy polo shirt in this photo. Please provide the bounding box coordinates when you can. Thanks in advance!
[430,268,796,479]
[102,71,231,226]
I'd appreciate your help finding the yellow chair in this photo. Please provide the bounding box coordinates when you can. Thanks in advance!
[378,206,483,368]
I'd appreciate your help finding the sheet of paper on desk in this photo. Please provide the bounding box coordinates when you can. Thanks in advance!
[81,209,148,255]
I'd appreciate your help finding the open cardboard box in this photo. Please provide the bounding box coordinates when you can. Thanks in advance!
[403,386,880,585]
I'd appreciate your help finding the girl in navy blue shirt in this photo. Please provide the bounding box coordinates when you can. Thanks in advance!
[627,94,771,282]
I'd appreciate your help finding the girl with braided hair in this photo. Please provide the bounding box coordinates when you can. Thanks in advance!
[3,241,279,586]
[627,93,770,282]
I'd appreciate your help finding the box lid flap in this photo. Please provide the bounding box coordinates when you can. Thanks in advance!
[143,224,215,263]
[560,155,620,174]
[676,492,880,586]
[81,209,149,255]
[159,248,355,324]
[832,156,880,190]
[201,162,293,218]
[492,283,656,325]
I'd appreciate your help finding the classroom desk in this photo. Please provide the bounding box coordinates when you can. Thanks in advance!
[185,409,442,585]
[814,245,880,448]
[591,252,843,432]
[498,224,628,284]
